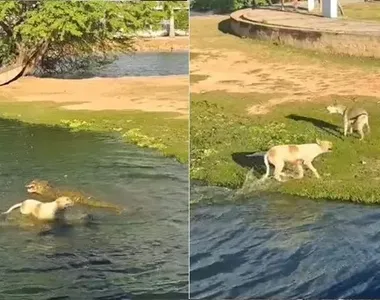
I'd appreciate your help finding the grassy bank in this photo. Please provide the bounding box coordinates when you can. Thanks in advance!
[190,16,380,203]
[191,93,380,203]
[0,100,188,163]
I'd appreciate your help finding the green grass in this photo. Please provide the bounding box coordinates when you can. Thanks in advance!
[0,101,188,163]
[191,92,380,204]
[344,3,380,22]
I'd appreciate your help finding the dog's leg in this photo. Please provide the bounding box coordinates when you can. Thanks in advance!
[358,123,365,140]
[343,119,349,137]
[349,123,353,134]
[293,162,304,179]
[366,121,370,134]
[273,161,285,182]
[305,161,321,178]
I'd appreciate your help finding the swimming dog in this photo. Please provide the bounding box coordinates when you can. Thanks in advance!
[2,196,73,221]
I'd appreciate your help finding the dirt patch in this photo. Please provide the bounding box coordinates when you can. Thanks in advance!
[190,48,380,114]
[133,36,189,52]
[0,75,188,117]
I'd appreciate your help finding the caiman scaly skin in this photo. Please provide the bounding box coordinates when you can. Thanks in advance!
[25,179,125,214]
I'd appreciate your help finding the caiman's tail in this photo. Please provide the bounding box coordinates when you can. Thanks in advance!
[76,197,126,214]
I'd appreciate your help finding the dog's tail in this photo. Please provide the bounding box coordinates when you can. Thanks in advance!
[260,153,271,181]
[2,203,22,215]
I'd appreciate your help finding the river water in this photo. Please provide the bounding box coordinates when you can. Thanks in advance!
[0,51,188,300]
[36,52,188,79]
[190,184,380,299]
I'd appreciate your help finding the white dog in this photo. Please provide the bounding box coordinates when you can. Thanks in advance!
[2,196,73,221]
[260,139,333,182]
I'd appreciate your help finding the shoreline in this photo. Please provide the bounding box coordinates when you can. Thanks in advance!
[133,36,189,52]
[0,75,188,114]
[0,75,188,163]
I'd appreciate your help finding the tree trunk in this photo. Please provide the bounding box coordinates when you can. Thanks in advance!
[169,9,175,38]
[16,41,50,76]
[338,1,344,16]
[22,42,49,76]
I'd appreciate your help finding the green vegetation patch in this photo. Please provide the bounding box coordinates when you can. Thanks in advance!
[191,92,380,203]
[0,101,188,163]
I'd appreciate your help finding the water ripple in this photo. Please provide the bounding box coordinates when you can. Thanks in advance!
[191,186,380,299]
[0,119,187,299]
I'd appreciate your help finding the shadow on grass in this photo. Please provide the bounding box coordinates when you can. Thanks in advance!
[232,151,266,174]
[286,114,343,139]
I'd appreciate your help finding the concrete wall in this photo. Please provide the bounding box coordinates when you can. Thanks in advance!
[229,10,380,58]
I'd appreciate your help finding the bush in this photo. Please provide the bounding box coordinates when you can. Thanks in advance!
[175,9,189,30]
[191,0,252,12]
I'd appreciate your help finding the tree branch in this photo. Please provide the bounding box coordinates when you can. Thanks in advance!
[0,21,13,37]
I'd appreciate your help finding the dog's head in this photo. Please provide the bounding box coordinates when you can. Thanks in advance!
[326,103,346,114]
[25,179,53,194]
[55,196,74,209]
[316,139,333,152]
[326,105,339,114]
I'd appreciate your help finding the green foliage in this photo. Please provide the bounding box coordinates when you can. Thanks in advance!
[160,1,189,17]
[190,0,252,12]
[156,1,189,31]
[175,8,189,30]
[191,92,380,203]
[0,1,182,72]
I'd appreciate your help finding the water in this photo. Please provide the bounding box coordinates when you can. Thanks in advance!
[190,185,380,299]
[96,52,188,77]
[0,118,188,299]
[36,52,188,79]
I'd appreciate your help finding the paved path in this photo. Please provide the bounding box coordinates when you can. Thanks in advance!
[238,8,380,36]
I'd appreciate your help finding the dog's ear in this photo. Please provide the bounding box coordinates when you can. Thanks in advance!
[316,138,321,145]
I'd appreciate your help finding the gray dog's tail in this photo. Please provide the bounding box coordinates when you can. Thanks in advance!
[2,203,22,215]
[246,152,270,181]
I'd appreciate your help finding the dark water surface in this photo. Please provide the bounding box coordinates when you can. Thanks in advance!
[36,52,188,79]
[0,119,187,300]
[97,52,188,77]
[190,185,380,299]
